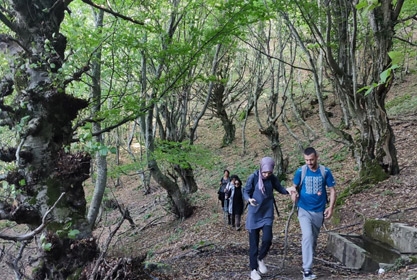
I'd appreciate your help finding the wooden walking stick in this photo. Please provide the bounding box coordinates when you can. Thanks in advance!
[282,202,297,268]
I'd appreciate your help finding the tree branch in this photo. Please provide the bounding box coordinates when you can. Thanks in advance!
[81,0,144,25]
[393,35,417,47]
[396,13,417,23]
[63,65,91,86]
[0,193,66,242]
[0,11,17,32]
[237,35,313,73]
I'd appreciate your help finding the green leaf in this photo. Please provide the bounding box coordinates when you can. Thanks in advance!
[380,69,391,84]
[355,0,368,9]
[98,146,108,156]
[68,229,80,239]
[42,243,52,251]
[364,86,374,96]
[388,51,403,66]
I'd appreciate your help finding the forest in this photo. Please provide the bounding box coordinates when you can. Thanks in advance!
[0,0,416,279]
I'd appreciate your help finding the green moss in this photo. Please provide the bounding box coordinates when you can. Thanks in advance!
[409,256,417,264]
[363,219,394,247]
[359,161,389,185]
[336,161,389,206]
[336,182,373,206]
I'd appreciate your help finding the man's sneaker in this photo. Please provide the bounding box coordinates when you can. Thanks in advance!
[250,269,261,280]
[257,259,267,274]
[302,270,317,280]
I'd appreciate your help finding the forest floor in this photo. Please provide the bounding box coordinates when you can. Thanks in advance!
[91,74,417,280]
[2,76,417,280]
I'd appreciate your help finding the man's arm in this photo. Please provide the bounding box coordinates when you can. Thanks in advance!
[324,187,336,219]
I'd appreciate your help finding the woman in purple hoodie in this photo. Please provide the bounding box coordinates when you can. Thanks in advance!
[243,157,295,280]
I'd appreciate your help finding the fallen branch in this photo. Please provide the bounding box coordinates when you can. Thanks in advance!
[314,256,346,268]
[137,217,163,232]
[103,257,124,280]
[0,192,66,241]
[88,207,132,280]
[6,241,27,280]
[379,206,417,219]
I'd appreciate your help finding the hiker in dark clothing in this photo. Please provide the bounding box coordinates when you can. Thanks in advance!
[218,169,230,211]
[228,177,245,231]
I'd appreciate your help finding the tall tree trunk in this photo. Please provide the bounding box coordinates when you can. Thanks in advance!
[0,1,97,278]
[139,10,193,217]
[219,107,236,146]
[326,0,401,177]
[286,0,402,183]
[253,19,290,178]
[144,99,193,218]
[87,9,107,229]
[365,0,401,175]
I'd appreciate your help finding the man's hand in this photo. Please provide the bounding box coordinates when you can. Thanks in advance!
[324,207,334,219]
[248,198,258,206]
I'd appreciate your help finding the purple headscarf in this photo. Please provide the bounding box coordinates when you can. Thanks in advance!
[258,157,275,194]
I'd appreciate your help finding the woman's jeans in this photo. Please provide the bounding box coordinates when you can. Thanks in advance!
[248,225,272,270]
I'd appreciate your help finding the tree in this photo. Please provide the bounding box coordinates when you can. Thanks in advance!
[86,9,107,229]
[134,0,272,218]
[248,19,290,176]
[0,1,97,278]
[204,43,248,147]
[280,0,411,183]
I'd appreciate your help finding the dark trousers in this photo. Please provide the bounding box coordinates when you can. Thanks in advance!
[248,225,273,270]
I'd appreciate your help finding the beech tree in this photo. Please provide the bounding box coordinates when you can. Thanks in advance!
[0,0,148,278]
[0,0,98,278]
[255,19,293,176]
[279,0,414,183]
[131,0,274,218]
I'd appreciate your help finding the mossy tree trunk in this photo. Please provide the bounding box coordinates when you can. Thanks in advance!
[335,0,401,177]
[0,1,97,278]
[290,0,403,181]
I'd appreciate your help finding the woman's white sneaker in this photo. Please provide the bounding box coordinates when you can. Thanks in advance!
[257,259,267,274]
[251,269,261,280]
